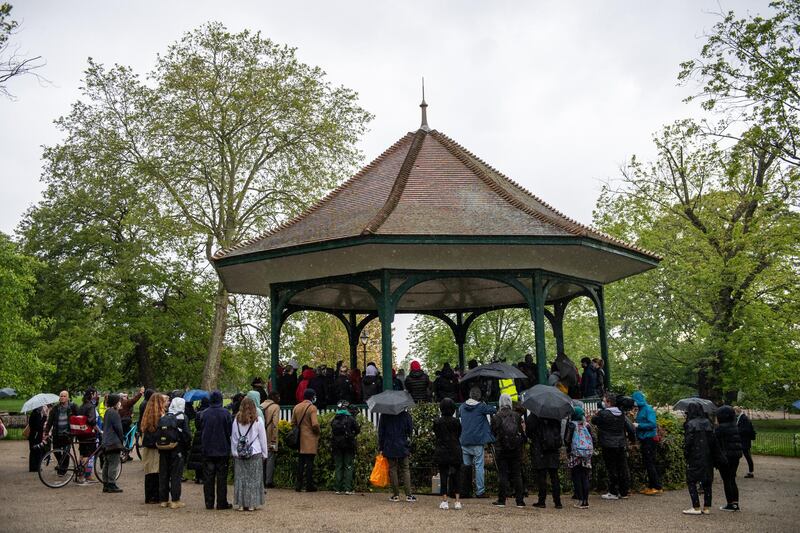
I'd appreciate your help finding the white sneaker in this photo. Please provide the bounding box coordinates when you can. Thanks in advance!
[454,501,462,510]
[682,508,702,515]
[601,493,620,500]
[439,501,449,510]
[344,491,355,495]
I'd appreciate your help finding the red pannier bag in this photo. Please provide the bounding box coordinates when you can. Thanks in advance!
[69,415,94,436]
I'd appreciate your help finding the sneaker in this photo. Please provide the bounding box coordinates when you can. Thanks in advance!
[406,495,417,502]
[453,501,462,510]
[682,508,702,515]
[531,502,546,508]
[642,488,658,496]
[344,491,355,495]
[745,473,754,478]
[160,502,170,508]
[107,486,123,493]
[601,493,620,500]
[720,504,740,512]
[620,494,630,499]
[439,501,449,510]
[702,507,710,515]
[217,503,233,510]
[474,493,489,499]
[491,501,506,508]
[389,495,400,502]
[515,503,526,509]
[169,501,185,509]
[579,503,589,509]
[335,491,342,495]
[554,503,563,509]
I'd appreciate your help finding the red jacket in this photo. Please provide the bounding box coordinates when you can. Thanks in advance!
[295,369,317,404]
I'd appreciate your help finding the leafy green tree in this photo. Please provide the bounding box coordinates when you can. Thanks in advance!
[49,23,372,388]
[0,233,48,394]
[408,309,535,371]
[680,0,800,166]
[595,121,799,403]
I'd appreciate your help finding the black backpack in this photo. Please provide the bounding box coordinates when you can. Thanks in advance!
[155,413,180,451]
[498,411,523,450]
[540,419,563,452]
[331,414,355,449]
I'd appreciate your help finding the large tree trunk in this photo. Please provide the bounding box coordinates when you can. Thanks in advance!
[201,281,229,390]
[132,334,155,389]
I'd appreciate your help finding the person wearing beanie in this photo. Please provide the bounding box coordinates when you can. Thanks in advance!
[198,390,233,510]
[490,394,525,508]
[404,360,431,403]
[101,393,125,493]
[292,388,320,492]
[564,405,595,509]
[362,363,383,402]
[433,398,463,510]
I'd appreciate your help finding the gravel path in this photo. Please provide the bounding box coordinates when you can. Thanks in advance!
[1,440,797,532]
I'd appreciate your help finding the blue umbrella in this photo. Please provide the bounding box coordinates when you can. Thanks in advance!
[183,389,209,402]
[792,400,800,410]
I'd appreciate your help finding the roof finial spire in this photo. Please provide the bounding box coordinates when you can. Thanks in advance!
[419,77,430,132]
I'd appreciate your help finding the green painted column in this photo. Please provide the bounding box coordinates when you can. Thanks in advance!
[269,285,282,393]
[348,312,359,370]
[597,286,611,389]
[532,272,548,385]
[380,272,395,392]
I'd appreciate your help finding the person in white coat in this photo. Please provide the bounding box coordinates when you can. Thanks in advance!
[231,396,268,511]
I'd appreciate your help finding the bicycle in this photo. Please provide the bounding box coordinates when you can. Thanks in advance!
[37,435,122,488]
[120,421,141,462]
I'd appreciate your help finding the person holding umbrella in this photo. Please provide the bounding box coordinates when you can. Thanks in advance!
[378,403,415,502]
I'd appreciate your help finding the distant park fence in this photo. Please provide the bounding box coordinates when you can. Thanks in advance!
[752,432,800,457]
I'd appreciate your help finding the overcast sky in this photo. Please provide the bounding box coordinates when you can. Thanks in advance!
[0,0,771,362]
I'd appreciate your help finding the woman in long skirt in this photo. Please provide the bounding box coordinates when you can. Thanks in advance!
[231,396,268,511]
[140,394,167,503]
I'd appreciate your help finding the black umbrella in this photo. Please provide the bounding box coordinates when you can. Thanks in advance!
[461,362,527,382]
[366,390,415,415]
[519,384,574,420]
[554,353,578,388]
[673,397,717,415]
[0,387,16,398]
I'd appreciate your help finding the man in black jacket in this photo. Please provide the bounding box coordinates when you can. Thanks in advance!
[197,390,232,510]
[404,361,431,403]
[591,392,635,500]
[101,394,124,493]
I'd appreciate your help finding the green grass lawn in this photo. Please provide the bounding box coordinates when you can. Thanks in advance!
[0,398,24,413]
[752,419,800,434]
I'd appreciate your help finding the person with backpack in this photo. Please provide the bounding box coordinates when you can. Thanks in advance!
[632,390,662,495]
[458,386,496,499]
[433,398,462,510]
[198,390,232,510]
[231,396,268,511]
[101,393,125,493]
[260,391,281,489]
[157,397,191,509]
[292,388,320,492]
[140,393,167,504]
[565,406,595,509]
[715,405,743,512]
[490,394,525,508]
[735,407,756,478]
[378,406,415,502]
[591,392,635,500]
[526,412,563,508]
[331,400,360,495]
[682,402,716,515]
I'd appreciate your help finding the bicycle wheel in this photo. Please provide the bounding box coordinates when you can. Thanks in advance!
[38,449,76,488]
[95,451,123,483]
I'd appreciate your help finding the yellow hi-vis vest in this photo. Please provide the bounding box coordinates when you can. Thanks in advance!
[499,379,518,401]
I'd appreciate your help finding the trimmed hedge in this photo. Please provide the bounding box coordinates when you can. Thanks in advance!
[265,406,687,494]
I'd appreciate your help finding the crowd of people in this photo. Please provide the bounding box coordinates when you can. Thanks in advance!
[20,356,757,516]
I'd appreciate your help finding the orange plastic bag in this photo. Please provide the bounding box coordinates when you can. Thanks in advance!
[370,453,390,488]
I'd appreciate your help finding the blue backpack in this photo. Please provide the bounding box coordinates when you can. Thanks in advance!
[571,422,593,459]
